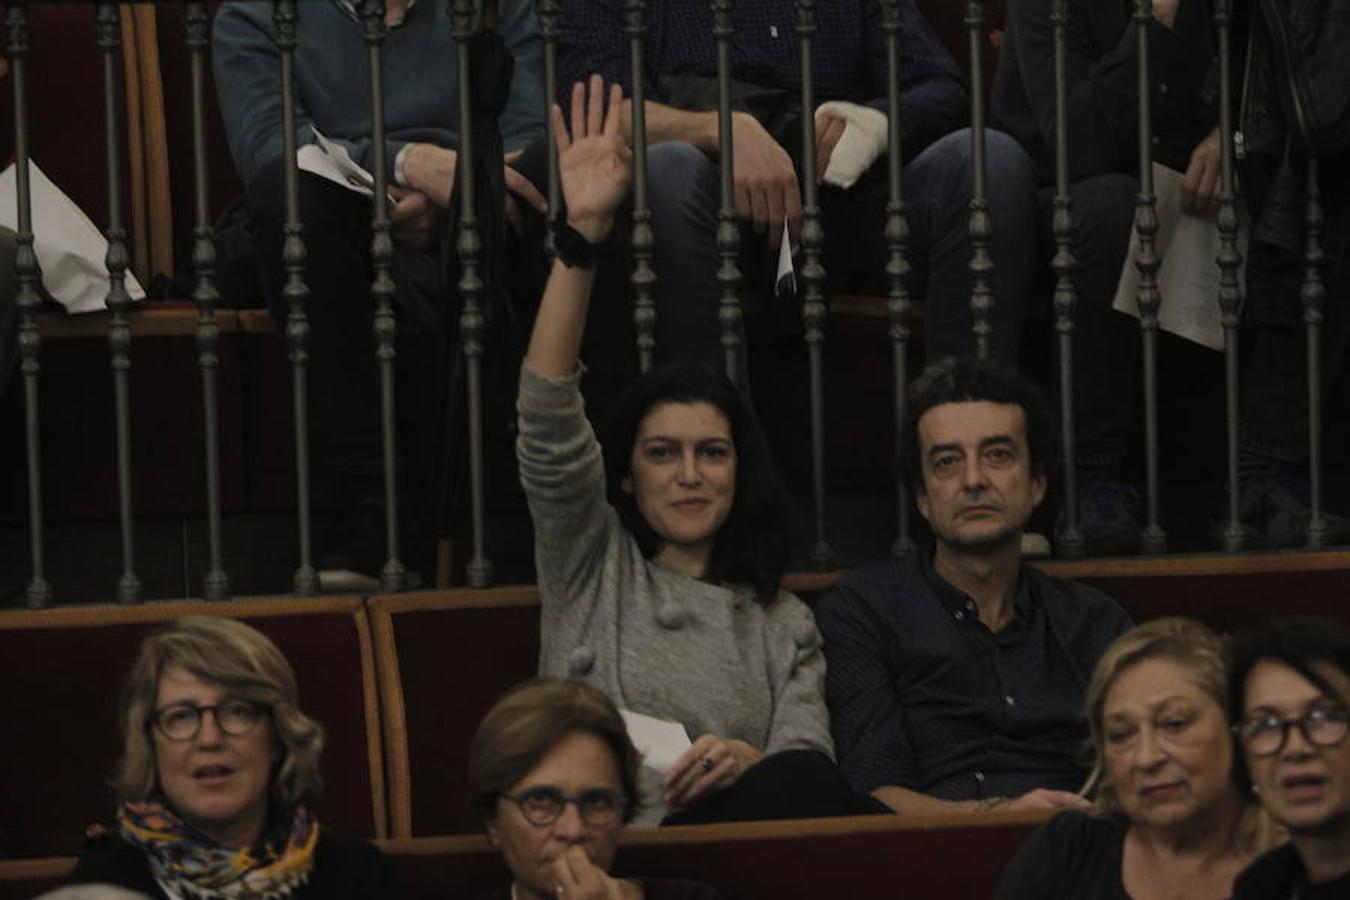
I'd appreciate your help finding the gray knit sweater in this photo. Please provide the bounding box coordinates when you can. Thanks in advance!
[516,364,834,824]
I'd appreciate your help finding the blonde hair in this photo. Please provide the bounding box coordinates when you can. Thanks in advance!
[469,678,641,824]
[1083,617,1280,856]
[112,616,324,815]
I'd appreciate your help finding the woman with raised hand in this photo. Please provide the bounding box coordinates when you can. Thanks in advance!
[1229,617,1350,898]
[471,679,720,900]
[996,618,1276,899]
[68,616,391,899]
[517,75,874,826]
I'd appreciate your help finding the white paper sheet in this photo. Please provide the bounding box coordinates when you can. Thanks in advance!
[297,126,395,202]
[775,221,796,298]
[620,708,692,775]
[0,159,146,313]
[1111,163,1246,351]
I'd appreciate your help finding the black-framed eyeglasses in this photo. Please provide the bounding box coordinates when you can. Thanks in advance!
[1235,702,1350,756]
[503,786,625,827]
[149,700,267,741]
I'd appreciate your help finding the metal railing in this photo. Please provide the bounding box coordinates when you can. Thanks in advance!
[2,0,1338,607]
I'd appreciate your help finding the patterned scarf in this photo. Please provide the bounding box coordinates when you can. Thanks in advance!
[118,800,318,900]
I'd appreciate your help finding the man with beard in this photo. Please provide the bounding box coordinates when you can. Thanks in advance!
[816,358,1131,815]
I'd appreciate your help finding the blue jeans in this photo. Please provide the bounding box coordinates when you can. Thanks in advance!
[1038,174,1141,477]
[640,128,1037,366]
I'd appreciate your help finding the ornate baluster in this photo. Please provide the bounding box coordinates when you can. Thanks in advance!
[1132,0,1166,553]
[1050,0,1083,557]
[711,0,744,382]
[796,0,832,569]
[537,0,561,235]
[1214,0,1247,551]
[1302,159,1327,548]
[964,0,993,358]
[7,1,51,607]
[275,0,320,594]
[187,1,229,599]
[452,0,494,586]
[882,0,915,557]
[97,3,143,604]
[362,0,407,590]
[626,0,657,371]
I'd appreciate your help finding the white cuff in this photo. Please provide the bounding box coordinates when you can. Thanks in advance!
[814,101,888,190]
[393,143,413,188]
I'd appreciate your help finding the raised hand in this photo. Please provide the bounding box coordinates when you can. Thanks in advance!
[553,75,633,243]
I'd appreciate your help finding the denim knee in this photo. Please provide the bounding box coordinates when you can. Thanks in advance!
[646,141,719,226]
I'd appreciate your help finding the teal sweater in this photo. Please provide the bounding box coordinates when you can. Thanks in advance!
[212,0,545,186]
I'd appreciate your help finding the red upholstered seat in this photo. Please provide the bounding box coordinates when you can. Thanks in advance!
[0,597,386,859]
[370,588,544,838]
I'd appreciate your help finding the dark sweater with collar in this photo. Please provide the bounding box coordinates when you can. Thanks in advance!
[816,550,1132,799]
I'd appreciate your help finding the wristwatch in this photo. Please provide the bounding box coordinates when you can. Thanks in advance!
[551,217,608,269]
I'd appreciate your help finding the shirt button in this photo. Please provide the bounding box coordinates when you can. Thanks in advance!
[1159,82,1169,94]
[1005,695,1016,706]
[954,610,965,621]
[974,771,985,782]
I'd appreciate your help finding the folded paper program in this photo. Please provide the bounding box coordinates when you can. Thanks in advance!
[816,101,888,190]
[0,159,146,314]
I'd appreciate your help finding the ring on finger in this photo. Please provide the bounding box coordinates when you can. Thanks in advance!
[701,755,715,773]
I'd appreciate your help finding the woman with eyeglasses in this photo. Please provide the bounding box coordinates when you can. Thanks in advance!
[996,618,1277,899]
[67,616,392,899]
[470,679,720,900]
[518,74,876,828]
[1229,617,1350,899]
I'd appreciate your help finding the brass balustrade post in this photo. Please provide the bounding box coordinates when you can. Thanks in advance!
[881,0,915,557]
[451,0,494,587]
[625,0,657,371]
[711,0,744,383]
[275,0,320,594]
[1302,159,1327,548]
[98,2,143,604]
[187,1,230,599]
[1132,0,1166,554]
[1214,0,1247,551]
[362,0,407,591]
[1050,0,1083,557]
[964,0,993,359]
[8,0,51,608]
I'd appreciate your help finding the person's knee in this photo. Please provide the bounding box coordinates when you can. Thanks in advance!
[983,129,1036,196]
[646,142,718,226]
[1071,173,1139,257]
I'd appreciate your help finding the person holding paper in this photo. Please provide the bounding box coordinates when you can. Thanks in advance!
[469,679,721,900]
[992,0,1221,556]
[519,76,879,827]
[551,0,1039,377]
[213,0,547,589]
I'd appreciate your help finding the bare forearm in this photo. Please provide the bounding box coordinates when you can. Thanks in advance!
[627,99,720,151]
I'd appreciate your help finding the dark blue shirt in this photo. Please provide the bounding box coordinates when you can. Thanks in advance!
[816,551,1132,800]
[557,0,968,161]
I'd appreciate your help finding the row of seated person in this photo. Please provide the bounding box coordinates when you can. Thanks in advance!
[2,614,1348,899]
[2,549,1349,857]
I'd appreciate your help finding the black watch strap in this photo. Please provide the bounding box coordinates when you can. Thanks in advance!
[551,217,607,269]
